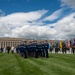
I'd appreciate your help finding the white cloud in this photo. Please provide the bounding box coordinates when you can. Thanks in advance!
[43,8,64,21]
[0,9,75,40]
[61,0,75,9]
[0,10,53,39]
[0,9,48,23]
[11,24,57,40]
[53,12,75,40]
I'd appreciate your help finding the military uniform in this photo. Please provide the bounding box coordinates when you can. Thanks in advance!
[41,43,45,57]
[19,44,27,58]
[44,43,49,58]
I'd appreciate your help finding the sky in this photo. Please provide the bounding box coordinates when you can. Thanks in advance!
[0,0,75,40]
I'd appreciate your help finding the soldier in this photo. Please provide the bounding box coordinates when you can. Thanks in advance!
[37,42,42,57]
[41,42,45,57]
[44,40,49,58]
[31,41,35,57]
[19,44,23,56]
[23,41,27,58]
[26,42,31,57]
[33,40,38,58]
[19,41,27,58]
[29,41,34,57]
[16,46,19,54]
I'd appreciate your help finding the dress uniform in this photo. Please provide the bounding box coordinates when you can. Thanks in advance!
[16,45,20,54]
[19,44,27,58]
[24,44,27,58]
[37,43,42,57]
[44,42,49,58]
[41,43,45,57]
[33,43,38,58]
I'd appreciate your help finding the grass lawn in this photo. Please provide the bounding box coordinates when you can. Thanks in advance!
[0,53,75,75]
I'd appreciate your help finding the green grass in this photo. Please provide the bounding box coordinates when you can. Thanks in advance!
[0,53,75,75]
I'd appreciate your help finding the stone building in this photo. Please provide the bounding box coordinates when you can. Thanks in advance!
[0,37,26,48]
[0,37,61,48]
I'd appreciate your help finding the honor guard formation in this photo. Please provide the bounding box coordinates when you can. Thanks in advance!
[0,38,75,59]
[16,40,49,58]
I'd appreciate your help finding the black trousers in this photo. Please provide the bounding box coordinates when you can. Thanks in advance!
[72,48,75,54]
[35,50,38,58]
[62,48,66,54]
[12,50,14,54]
[7,50,10,54]
[24,51,27,58]
[45,50,49,58]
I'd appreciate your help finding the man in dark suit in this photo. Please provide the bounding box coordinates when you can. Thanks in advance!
[6,46,11,54]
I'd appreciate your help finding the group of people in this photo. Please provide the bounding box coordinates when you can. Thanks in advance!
[0,39,75,59]
[16,40,49,58]
[0,46,15,54]
[50,40,75,54]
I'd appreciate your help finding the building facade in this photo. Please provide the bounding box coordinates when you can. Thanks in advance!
[0,38,26,48]
[0,37,61,48]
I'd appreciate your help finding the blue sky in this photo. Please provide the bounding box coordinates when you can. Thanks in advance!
[0,0,60,14]
[0,0,75,40]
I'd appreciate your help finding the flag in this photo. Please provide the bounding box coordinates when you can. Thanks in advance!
[60,41,62,48]
[66,40,70,48]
